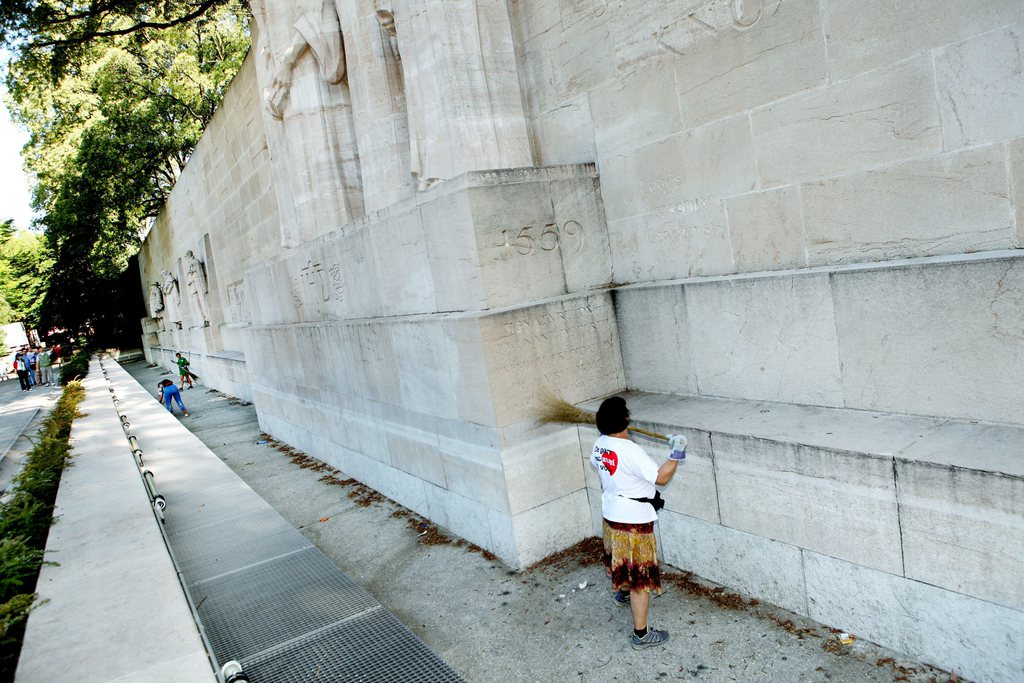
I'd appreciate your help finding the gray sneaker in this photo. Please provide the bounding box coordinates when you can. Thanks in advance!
[613,589,630,607]
[631,628,670,650]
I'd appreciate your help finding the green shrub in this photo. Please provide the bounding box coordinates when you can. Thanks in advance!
[0,380,84,677]
[59,351,89,386]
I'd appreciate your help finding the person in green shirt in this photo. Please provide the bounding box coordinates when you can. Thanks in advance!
[38,348,55,386]
[176,352,195,390]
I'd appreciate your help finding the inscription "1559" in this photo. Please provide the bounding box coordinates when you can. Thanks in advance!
[494,221,584,260]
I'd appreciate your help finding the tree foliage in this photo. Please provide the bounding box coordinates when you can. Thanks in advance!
[2,2,249,342]
[0,0,233,82]
[0,219,50,329]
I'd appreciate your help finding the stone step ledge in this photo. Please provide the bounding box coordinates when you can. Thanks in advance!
[578,391,1022,610]
[577,390,1023,683]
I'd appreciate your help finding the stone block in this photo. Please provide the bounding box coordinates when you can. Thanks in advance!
[686,274,844,406]
[444,318,498,427]
[520,35,559,117]
[804,551,1024,683]
[550,173,613,293]
[468,182,568,308]
[725,186,807,272]
[391,320,458,419]
[480,294,624,427]
[673,0,827,128]
[752,57,942,187]
[337,225,380,318]
[589,54,683,156]
[613,285,697,395]
[531,94,597,166]
[897,457,1024,611]
[607,200,736,282]
[633,422,718,524]
[936,24,1024,150]
[508,0,561,44]
[1013,138,1024,247]
[511,488,592,567]
[600,113,757,223]
[801,146,1014,265]
[440,448,509,514]
[486,509,520,566]
[658,510,807,614]
[503,428,586,515]
[387,429,447,489]
[365,457,432,522]
[714,434,903,574]
[353,322,402,407]
[605,0,668,70]
[369,209,436,315]
[549,5,615,101]
[585,484,603,536]
[420,187,485,312]
[424,484,495,553]
[827,0,1024,81]
[832,255,1024,425]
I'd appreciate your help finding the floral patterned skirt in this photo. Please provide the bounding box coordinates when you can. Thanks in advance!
[602,519,661,594]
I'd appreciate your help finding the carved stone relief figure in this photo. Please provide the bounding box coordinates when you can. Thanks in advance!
[161,269,183,329]
[250,0,364,248]
[389,0,533,190]
[376,9,400,63]
[330,1,415,213]
[185,250,211,326]
[148,282,164,326]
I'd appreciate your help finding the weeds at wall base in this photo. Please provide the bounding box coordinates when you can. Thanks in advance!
[0,380,85,679]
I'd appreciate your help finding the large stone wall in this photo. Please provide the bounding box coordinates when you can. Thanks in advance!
[138,2,1024,680]
[516,0,1023,275]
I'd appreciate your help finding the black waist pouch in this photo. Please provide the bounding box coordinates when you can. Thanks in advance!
[630,490,665,512]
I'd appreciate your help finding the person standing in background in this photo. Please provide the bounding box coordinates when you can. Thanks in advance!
[24,347,37,387]
[38,348,56,386]
[14,352,30,391]
[176,352,195,390]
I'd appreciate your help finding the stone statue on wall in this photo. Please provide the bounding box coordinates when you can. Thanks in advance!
[389,0,533,190]
[161,269,183,329]
[376,9,400,63]
[249,0,364,248]
[185,250,211,326]
[148,282,164,322]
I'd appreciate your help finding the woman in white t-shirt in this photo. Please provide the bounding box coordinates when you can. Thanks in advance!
[591,396,687,650]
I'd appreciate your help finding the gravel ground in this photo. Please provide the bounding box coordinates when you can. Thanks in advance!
[123,359,961,683]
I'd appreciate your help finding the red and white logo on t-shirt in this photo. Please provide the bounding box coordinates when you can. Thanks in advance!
[595,447,618,475]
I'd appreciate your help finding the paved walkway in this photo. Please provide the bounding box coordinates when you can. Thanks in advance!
[122,359,958,683]
[16,361,213,682]
[101,358,464,682]
[0,375,61,493]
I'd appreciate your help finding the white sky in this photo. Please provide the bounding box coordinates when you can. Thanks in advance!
[0,51,37,232]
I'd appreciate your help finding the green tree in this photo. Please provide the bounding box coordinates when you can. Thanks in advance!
[0,222,49,329]
[3,3,248,341]
[1,0,231,82]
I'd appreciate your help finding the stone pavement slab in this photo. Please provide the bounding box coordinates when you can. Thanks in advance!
[15,362,214,682]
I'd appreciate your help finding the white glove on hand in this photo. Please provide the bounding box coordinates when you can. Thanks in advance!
[667,434,687,462]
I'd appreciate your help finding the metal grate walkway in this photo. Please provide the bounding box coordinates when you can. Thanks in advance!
[99,359,465,682]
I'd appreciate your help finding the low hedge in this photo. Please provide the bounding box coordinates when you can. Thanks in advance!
[0,380,85,678]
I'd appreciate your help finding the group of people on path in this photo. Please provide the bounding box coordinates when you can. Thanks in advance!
[155,352,198,416]
[9,345,60,391]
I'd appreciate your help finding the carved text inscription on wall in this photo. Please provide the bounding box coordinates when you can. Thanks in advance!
[292,260,345,308]
[492,221,585,261]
